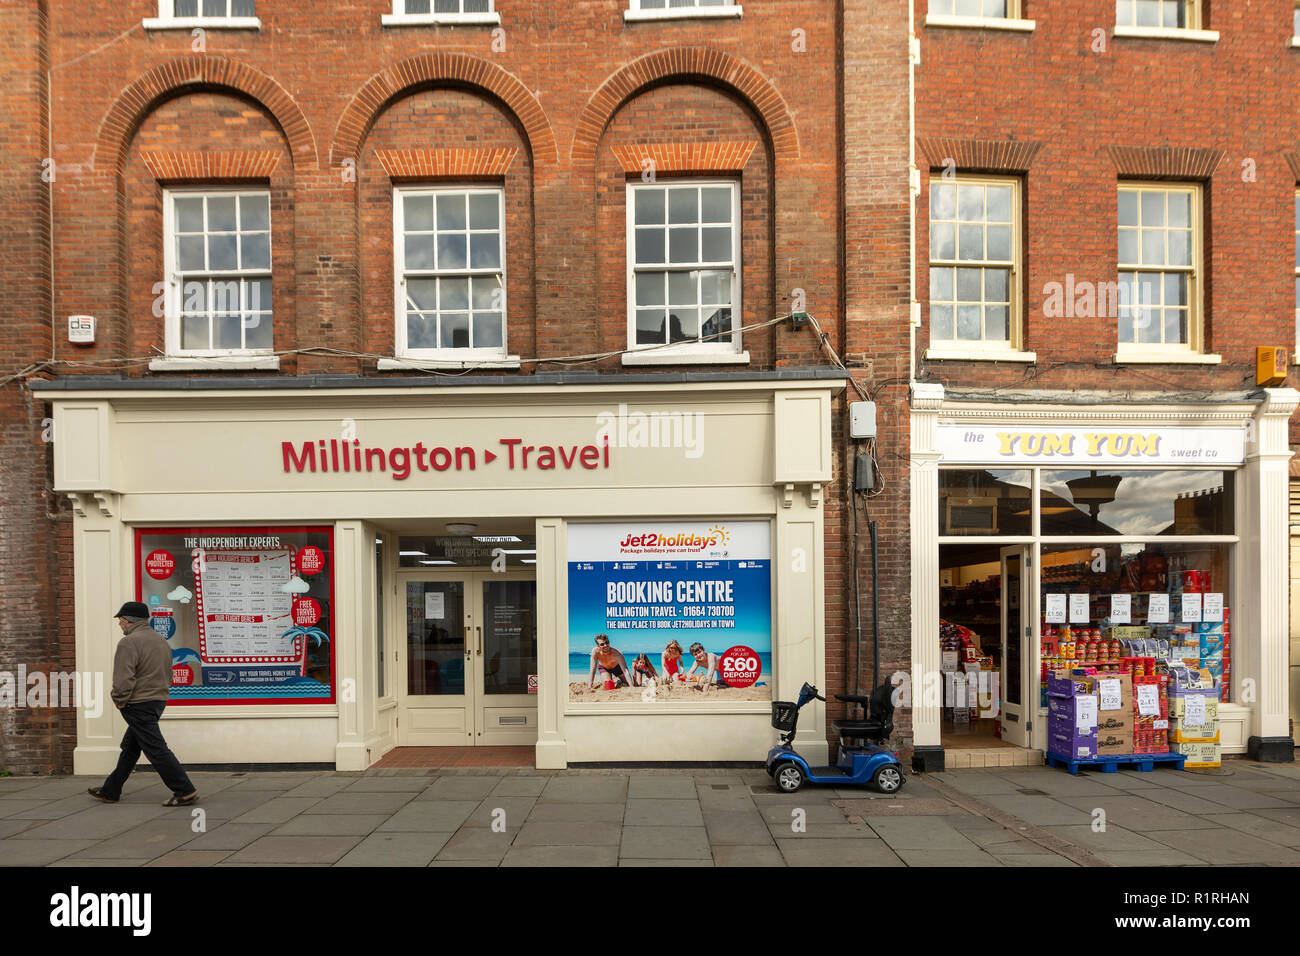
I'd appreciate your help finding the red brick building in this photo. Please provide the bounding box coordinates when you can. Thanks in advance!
[913,0,1298,767]
[1,1,915,773]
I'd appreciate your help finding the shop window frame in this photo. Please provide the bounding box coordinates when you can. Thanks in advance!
[392,184,511,364]
[161,186,274,359]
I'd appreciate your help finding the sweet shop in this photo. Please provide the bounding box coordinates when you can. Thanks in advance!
[911,384,1297,770]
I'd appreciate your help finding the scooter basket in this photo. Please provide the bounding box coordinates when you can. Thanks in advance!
[771,701,799,732]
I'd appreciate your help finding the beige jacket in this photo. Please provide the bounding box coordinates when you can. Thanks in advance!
[111,619,174,707]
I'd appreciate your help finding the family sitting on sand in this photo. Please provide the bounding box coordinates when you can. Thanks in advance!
[588,636,728,693]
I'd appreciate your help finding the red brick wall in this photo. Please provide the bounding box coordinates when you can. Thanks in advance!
[916,0,1296,395]
[3,0,898,770]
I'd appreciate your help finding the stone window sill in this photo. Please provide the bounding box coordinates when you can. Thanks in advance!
[1113,25,1219,43]
[923,14,1035,32]
[925,347,1037,363]
[149,355,279,371]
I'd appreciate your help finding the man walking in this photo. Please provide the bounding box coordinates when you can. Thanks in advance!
[88,601,198,807]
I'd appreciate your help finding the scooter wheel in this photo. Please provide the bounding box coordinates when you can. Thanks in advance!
[872,764,903,794]
[774,762,805,793]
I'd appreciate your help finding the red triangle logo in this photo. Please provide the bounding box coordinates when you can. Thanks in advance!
[484,449,497,464]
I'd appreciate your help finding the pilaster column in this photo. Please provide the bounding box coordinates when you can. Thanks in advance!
[910,383,945,765]
[534,517,567,769]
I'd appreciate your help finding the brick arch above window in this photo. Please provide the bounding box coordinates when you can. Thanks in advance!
[571,48,800,166]
[95,56,316,177]
[331,53,557,170]
[916,137,1044,173]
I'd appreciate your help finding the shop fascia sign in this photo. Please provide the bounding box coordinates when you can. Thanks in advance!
[936,424,1247,467]
[282,436,611,480]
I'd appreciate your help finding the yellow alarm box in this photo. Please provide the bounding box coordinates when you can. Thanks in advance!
[1257,347,1288,387]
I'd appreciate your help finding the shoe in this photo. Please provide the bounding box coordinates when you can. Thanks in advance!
[87,787,118,803]
[162,791,199,807]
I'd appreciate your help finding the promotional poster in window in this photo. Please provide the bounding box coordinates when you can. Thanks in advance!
[135,527,335,703]
[567,521,772,703]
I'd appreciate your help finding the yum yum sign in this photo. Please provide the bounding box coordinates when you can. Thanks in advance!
[936,425,1246,466]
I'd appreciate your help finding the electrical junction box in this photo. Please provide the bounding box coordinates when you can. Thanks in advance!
[850,401,877,439]
[1257,346,1287,386]
[68,315,95,344]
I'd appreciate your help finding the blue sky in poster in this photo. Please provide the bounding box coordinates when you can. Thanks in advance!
[567,559,771,681]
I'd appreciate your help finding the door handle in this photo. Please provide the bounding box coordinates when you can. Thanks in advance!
[476,625,483,657]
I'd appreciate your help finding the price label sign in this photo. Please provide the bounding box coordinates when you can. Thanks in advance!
[1136,684,1160,716]
[1110,594,1131,625]
[1181,593,1203,624]
[719,645,762,688]
[1098,678,1122,711]
[1045,594,1067,623]
[1075,695,1098,731]
[1148,593,1170,624]
[1203,594,1224,622]
[1069,593,1091,624]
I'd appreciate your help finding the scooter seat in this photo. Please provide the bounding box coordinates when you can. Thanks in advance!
[834,694,872,708]
[832,718,889,740]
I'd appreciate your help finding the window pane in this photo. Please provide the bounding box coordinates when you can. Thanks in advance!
[957,224,984,260]
[175,197,204,232]
[175,0,199,15]
[403,195,434,232]
[440,313,470,349]
[214,313,242,349]
[1040,470,1233,536]
[1168,229,1191,267]
[931,267,954,302]
[473,313,502,348]
[436,194,467,230]
[1166,191,1190,228]
[931,183,956,220]
[939,469,1032,536]
[636,273,665,306]
[408,314,438,349]
[931,304,954,340]
[440,277,470,311]
[668,188,698,224]
[208,234,238,271]
[957,184,984,221]
[700,270,731,304]
[1165,308,1187,344]
[931,223,956,260]
[955,267,982,301]
[182,314,209,350]
[986,185,1012,222]
[635,189,665,225]
[986,224,1012,261]
[240,233,270,270]
[231,0,255,14]
[956,304,982,340]
[982,0,1007,16]
[700,187,731,223]
[469,233,500,269]
[1140,228,1165,266]
[1118,229,1139,265]
[1118,191,1138,227]
[437,233,467,270]
[1164,272,1187,307]
[985,267,1010,303]
[636,309,666,344]
[469,193,499,229]
[1136,0,1160,27]
[667,270,695,306]
[202,0,226,18]
[702,307,731,341]
[240,194,269,231]
[208,196,237,232]
[669,308,698,343]
[700,226,731,262]
[404,235,434,271]
[1140,190,1165,226]
[177,235,205,271]
[471,276,499,310]
[406,0,431,13]
[955,0,980,15]
[635,227,664,264]
[244,312,272,349]
[406,278,437,311]
[985,305,1009,341]
[668,227,697,264]
[245,278,271,313]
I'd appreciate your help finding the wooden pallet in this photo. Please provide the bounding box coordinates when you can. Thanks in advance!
[1045,752,1187,775]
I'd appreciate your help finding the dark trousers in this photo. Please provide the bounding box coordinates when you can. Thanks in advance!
[100,700,195,800]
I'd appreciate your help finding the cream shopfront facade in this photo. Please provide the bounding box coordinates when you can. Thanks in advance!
[35,372,842,773]
[910,384,1299,769]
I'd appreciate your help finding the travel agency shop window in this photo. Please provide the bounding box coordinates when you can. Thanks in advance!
[38,374,842,772]
[910,384,1300,766]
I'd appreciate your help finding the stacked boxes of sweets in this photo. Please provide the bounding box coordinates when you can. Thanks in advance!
[1047,672,1099,761]
[1196,610,1230,704]
[1094,670,1134,757]
[1123,654,1170,755]
[1168,666,1221,768]
[1041,625,1122,706]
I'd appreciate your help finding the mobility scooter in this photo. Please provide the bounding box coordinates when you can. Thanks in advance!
[765,682,904,794]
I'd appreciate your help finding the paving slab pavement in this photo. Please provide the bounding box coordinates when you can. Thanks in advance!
[3,760,1297,866]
